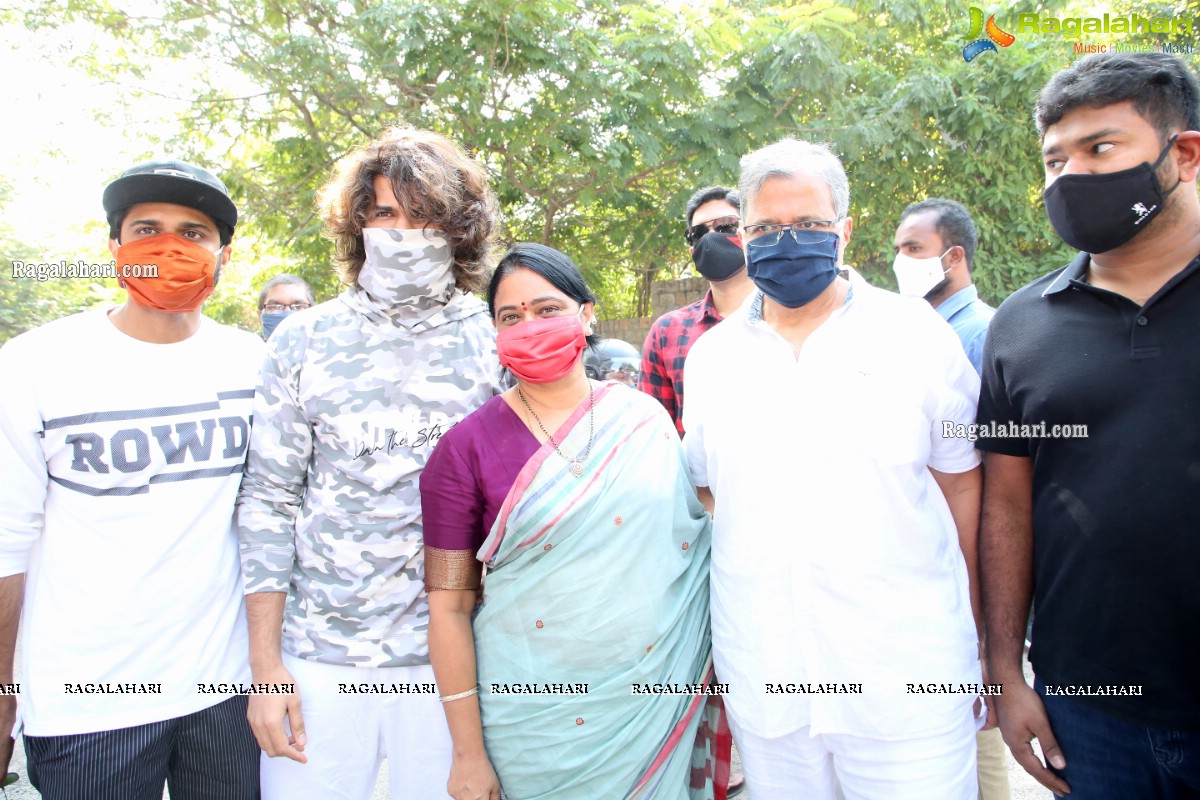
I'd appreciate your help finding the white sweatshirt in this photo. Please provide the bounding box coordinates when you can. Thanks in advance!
[0,307,263,735]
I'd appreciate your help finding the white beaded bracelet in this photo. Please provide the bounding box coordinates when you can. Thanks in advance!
[439,684,481,704]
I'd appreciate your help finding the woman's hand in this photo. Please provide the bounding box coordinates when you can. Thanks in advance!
[448,750,502,800]
[430,589,498,799]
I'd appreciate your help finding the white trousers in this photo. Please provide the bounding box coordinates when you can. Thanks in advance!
[729,711,978,800]
[260,653,453,800]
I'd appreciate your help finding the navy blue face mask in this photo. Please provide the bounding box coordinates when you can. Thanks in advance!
[746,229,841,308]
[261,310,291,340]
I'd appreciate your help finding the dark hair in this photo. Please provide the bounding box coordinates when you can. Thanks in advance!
[318,126,499,291]
[1035,53,1200,141]
[899,198,978,272]
[108,207,233,247]
[685,185,741,225]
[488,243,600,347]
[258,273,316,310]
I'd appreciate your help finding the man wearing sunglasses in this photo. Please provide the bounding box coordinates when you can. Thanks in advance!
[683,139,986,799]
[639,185,756,436]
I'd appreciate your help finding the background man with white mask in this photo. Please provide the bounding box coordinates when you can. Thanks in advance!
[236,126,504,800]
[892,198,995,374]
[892,199,1008,800]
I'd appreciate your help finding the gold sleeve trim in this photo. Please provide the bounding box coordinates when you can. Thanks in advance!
[425,547,483,592]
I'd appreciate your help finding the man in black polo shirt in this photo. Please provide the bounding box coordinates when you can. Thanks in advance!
[977,52,1200,799]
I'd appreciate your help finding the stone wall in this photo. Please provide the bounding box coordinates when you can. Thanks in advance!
[597,316,653,347]
[650,277,708,323]
[598,276,709,347]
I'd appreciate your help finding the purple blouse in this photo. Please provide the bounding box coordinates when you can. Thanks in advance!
[421,395,539,552]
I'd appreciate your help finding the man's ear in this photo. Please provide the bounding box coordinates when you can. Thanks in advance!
[1173,130,1200,183]
[214,246,231,288]
[947,244,966,269]
[837,216,854,263]
[108,239,124,285]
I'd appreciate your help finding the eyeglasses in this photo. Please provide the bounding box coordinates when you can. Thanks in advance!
[262,302,312,313]
[685,215,740,246]
[743,220,842,248]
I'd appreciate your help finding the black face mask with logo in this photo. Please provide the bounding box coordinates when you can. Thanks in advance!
[1043,135,1179,254]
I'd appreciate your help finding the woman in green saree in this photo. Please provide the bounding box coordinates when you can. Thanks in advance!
[421,244,728,800]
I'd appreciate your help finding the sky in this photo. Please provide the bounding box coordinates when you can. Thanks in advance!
[0,9,262,269]
[1,18,183,264]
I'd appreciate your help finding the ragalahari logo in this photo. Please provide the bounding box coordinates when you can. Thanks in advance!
[964,7,1016,61]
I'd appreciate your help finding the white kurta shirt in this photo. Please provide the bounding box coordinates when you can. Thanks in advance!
[683,284,982,741]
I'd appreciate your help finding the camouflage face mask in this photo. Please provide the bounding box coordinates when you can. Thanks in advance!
[359,227,455,308]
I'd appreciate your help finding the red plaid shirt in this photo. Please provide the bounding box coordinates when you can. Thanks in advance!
[638,290,723,436]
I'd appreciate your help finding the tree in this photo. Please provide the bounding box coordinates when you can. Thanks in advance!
[22,0,840,319]
[0,180,112,344]
[709,0,1079,304]
[17,0,1184,337]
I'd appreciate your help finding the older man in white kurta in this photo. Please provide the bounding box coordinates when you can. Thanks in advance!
[683,137,986,800]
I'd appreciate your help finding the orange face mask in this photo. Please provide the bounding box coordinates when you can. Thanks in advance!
[116,233,220,313]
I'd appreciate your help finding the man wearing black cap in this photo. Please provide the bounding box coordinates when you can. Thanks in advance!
[0,160,262,798]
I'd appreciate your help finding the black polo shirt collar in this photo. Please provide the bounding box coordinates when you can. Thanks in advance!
[1042,249,1200,305]
[1040,252,1089,297]
[1039,249,1200,360]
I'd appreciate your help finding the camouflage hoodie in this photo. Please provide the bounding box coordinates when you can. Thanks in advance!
[237,257,503,667]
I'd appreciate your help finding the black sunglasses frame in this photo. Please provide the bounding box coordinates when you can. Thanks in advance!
[685,215,740,246]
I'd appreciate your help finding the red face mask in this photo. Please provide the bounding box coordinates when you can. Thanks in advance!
[116,233,220,313]
[496,314,587,384]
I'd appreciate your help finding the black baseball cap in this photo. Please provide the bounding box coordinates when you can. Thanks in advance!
[103,160,238,240]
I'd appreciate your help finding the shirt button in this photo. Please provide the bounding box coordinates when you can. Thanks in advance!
[1137,316,1148,326]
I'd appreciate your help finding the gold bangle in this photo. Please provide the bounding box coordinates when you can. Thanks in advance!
[439,684,480,704]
